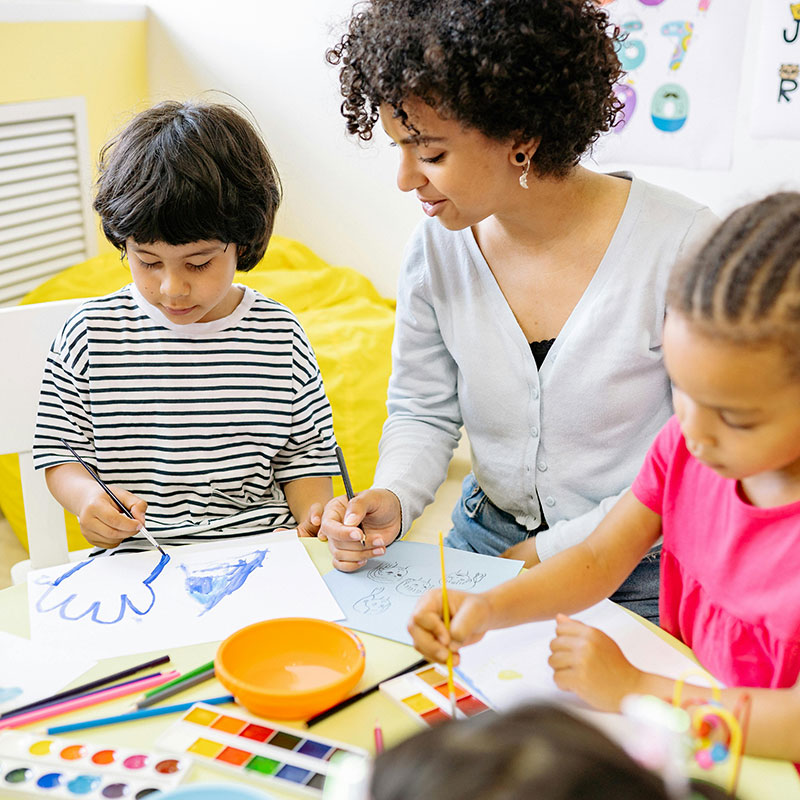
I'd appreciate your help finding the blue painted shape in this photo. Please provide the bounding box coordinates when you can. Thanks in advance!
[181,549,267,614]
[0,686,23,704]
[35,553,170,625]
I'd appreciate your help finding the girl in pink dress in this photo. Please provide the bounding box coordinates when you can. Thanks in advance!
[409,192,800,764]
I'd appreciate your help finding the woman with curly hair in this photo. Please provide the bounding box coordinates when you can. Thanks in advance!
[319,0,716,621]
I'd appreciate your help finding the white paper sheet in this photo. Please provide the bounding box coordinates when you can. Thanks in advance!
[456,599,708,711]
[27,531,345,659]
[0,632,96,714]
[592,0,748,168]
[324,541,523,645]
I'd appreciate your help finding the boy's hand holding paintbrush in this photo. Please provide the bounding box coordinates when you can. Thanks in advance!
[45,461,149,549]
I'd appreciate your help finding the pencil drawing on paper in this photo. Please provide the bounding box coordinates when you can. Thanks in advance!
[353,586,392,614]
[180,549,268,614]
[367,561,409,583]
[349,558,490,615]
[34,552,171,625]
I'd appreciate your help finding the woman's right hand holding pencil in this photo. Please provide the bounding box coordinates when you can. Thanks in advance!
[319,488,402,571]
[408,588,493,665]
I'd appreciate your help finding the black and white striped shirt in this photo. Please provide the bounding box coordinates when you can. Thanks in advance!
[33,284,338,551]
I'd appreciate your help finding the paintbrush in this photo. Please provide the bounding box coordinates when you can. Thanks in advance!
[59,438,165,556]
[335,444,366,547]
[439,531,457,719]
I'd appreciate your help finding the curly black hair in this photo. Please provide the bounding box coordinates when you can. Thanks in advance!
[326,0,623,178]
[93,101,282,272]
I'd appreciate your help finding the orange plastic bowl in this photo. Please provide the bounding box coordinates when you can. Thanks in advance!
[215,618,366,720]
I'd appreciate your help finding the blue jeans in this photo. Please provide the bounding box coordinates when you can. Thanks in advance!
[446,474,660,623]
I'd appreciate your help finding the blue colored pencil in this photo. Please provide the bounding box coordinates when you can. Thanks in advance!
[45,695,235,735]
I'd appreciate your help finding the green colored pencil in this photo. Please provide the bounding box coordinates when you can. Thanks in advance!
[141,659,215,699]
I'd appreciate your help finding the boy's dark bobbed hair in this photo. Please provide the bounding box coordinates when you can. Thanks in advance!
[327,0,623,177]
[93,100,281,272]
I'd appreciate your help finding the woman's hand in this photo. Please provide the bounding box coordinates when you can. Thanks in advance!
[77,485,147,549]
[548,614,644,711]
[318,489,402,572]
[408,588,493,664]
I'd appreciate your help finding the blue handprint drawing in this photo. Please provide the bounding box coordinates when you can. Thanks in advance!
[34,552,170,625]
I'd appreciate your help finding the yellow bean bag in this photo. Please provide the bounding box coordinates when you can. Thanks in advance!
[0,236,395,552]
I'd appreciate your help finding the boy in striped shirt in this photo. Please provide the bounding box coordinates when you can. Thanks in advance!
[33,101,339,553]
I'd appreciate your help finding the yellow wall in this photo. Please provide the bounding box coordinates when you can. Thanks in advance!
[0,19,149,255]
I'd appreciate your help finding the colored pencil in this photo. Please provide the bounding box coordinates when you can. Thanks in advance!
[335,445,365,547]
[46,695,235,735]
[0,672,166,721]
[439,531,457,719]
[59,438,165,556]
[135,666,216,709]
[0,654,170,719]
[374,720,384,754]
[141,659,215,699]
[305,657,428,727]
[0,670,179,731]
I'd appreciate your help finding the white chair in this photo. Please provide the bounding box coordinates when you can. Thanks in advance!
[0,298,88,583]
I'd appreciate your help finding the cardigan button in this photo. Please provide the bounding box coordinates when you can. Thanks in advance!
[544,496,556,507]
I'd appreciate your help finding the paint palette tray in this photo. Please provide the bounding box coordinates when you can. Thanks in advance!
[0,730,190,798]
[156,703,368,796]
[379,663,492,727]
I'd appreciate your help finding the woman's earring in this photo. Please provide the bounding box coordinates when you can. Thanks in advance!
[519,158,531,189]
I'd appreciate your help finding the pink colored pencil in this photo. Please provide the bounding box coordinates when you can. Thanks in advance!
[0,670,179,730]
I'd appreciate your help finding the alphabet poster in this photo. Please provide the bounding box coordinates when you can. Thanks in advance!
[27,531,344,659]
[592,0,749,168]
[751,2,800,139]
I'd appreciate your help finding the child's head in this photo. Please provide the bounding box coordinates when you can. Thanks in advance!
[326,0,622,178]
[93,100,281,273]
[370,704,729,800]
[664,193,800,481]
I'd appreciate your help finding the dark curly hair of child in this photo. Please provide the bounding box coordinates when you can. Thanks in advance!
[93,100,281,272]
[371,704,733,800]
[667,192,800,375]
[326,0,623,178]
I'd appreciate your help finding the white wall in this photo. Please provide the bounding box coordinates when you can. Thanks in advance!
[96,0,800,297]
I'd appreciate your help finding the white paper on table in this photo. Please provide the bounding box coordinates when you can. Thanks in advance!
[456,599,710,712]
[27,531,344,660]
[324,540,523,645]
[0,632,96,713]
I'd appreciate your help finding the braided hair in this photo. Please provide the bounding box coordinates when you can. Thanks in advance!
[667,193,800,374]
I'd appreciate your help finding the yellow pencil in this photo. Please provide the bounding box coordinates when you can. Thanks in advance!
[438,531,457,719]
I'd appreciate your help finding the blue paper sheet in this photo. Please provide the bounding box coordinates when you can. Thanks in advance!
[323,540,523,645]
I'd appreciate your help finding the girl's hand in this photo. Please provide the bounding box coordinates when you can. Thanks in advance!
[408,588,492,664]
[77,485,147,549]
[295,502,324,537]
[548,614,644,711]
[318,489,401,572]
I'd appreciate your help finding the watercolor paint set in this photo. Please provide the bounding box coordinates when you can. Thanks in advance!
[379,663,492,727]
[156,703,368,796]
[0,730,190,798]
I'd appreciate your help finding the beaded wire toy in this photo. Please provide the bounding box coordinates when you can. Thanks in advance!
[671,670,751,797]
